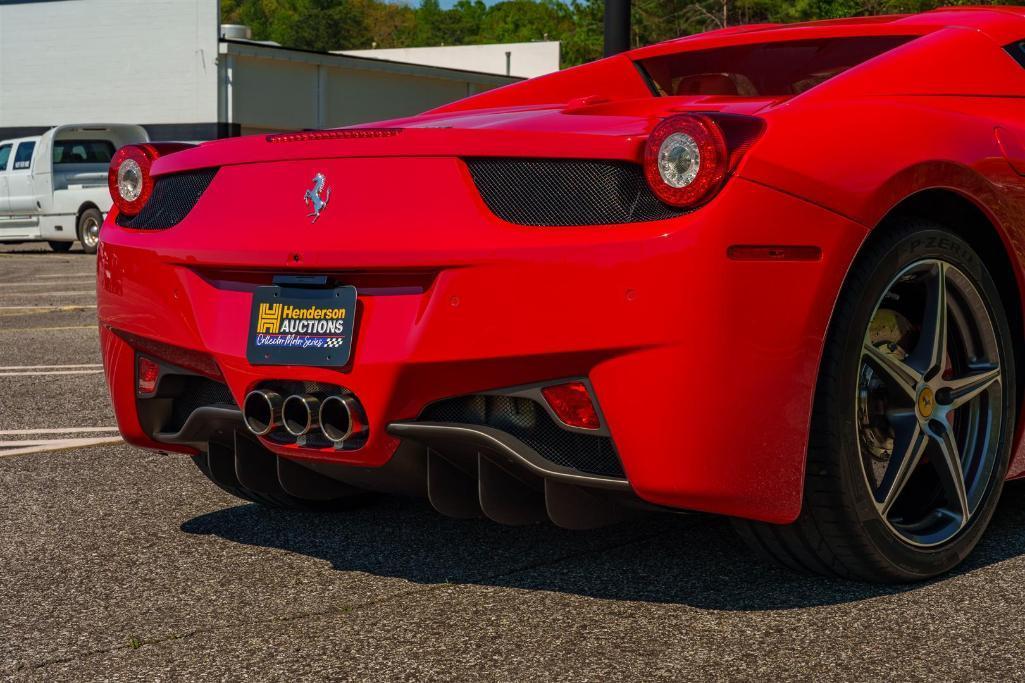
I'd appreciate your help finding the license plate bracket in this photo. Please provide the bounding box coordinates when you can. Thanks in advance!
[246,285,356,367]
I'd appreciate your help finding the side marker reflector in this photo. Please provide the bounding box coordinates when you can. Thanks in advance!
[727,245,822,261]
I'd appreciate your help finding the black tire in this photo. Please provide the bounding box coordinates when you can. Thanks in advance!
[190,453,377,512]
[735,219,1016,582]
[47,241,73,253]
[77,207,103,255]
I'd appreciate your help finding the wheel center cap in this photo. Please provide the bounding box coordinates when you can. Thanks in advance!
[917,386,935,418]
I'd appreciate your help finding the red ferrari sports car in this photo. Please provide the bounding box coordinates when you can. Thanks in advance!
[99,7,1025,582]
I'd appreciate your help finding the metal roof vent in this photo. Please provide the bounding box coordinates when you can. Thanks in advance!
[220,24,253,41]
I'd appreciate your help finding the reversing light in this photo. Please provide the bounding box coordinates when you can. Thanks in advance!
[643,114,728,209]
[137,356,160,395]
[541,382,601,430]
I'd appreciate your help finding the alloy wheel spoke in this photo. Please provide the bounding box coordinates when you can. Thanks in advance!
[932,425,970,526]
[863,341,921,400]
[943,365,1001,410]
[856,258,999,547]
[909,262,948,376]
[876,418,929,515]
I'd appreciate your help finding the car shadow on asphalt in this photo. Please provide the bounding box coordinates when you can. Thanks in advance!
[181,479,1025,611]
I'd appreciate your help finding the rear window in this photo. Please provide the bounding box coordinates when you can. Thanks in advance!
[1007,40,1025,68]
[638,36,914,97]
[53,139,116,165]
[0,145,10,172]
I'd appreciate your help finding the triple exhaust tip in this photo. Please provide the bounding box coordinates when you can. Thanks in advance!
[283,394,320,437]
[242,389,282,436]
[243,389,364,444]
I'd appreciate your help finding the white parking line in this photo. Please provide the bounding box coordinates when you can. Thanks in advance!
[0,426,118,435]
[0,290,95,297]
[35,273,96,279]
[0,370,103,376]
[0,325,97,333]
[0,364,102,370]
[0,436,122,458]
[1,438,115,447]
[0,304,96,310]
[0,279,95,288]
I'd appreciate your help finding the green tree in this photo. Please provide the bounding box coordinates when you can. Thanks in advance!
[222,0,372,51]
[478,0,574,44]
[224,0,1025,66]
[288,0,372,50]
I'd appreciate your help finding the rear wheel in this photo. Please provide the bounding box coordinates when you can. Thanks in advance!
[77,208,102,254]
[736,220,1015,582]
[47,241,72,253]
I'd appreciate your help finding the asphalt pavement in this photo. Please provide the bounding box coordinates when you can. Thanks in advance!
[5,243,1025,681]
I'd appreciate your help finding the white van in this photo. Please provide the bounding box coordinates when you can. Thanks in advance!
[0,124,149,254]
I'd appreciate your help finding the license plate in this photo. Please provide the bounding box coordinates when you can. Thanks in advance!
[247,285,357,366]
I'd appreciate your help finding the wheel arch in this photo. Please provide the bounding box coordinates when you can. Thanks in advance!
[76,201,102,223]
[871,187,1025,474]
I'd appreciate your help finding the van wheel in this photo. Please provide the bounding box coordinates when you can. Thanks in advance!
[47,241,73,253]
[77,208,103,254]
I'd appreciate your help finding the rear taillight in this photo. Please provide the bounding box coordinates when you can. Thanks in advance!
[108,143,193,217]
[643,114,763,209]
[109,144,157,217]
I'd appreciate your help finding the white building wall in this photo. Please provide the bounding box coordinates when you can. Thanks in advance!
[0,0,520,140]
[339,42,560,79]
[223,42,517,135]
[0,0,219,131]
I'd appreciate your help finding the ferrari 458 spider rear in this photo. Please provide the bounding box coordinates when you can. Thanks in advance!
[99,7,1025,581]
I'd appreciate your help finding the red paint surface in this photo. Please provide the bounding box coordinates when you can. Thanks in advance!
[99,9,1025,523]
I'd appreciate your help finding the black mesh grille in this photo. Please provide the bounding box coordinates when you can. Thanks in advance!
[116,169,217,230]
[166,377,237,432]
[465,158,685,226]
[419,394,625,478]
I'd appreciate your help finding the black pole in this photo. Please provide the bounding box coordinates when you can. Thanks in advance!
[604,0,630,57]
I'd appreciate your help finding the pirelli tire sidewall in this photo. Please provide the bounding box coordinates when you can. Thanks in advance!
[833,223,1016,578]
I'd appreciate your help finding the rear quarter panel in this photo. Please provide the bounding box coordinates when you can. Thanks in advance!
[738,27,1025,477]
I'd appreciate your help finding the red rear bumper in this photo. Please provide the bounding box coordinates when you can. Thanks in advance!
[98,162,867,524]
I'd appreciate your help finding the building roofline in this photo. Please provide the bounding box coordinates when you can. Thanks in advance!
[219,39,524,85]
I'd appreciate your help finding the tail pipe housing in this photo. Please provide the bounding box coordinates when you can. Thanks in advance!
[319,394,367,444]
[282,394,321,437]
[241,383,368,450]
[242,389,282,436]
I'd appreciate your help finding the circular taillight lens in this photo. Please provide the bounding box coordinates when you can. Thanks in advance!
[117,158,144,202]
[643,115,727,208]
[108,145,157,216]
[657,132,701,188]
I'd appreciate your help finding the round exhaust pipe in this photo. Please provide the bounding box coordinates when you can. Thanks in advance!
[282,394,321,437]
[243,389,283,436]
[319,394,365,444]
